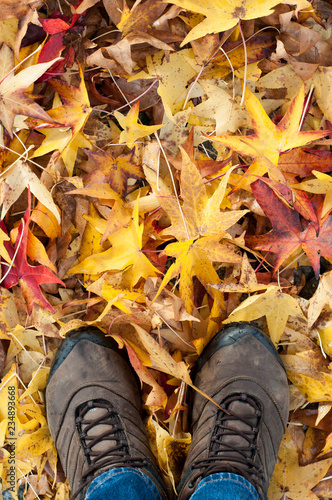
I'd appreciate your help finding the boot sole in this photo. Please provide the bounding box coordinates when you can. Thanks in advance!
[193,321,286,381]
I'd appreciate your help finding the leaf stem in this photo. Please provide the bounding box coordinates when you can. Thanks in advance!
[238,20,247,107]
[153,132,191,240]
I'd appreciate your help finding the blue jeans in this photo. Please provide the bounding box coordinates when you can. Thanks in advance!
[85,467,261,500]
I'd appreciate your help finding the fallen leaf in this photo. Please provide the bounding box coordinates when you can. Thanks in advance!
[167,0,282,45]
[114,100,164,144]
[209,85,330,189]
[117,0,167,36]
[30,202,61,240]
[0,160,61,223]
[84,149,144,197]
[44,66,92,174]
[0,0,42,21]
[223,286,305,345]
[201,35,276,80]
[68,198,159,288]
[152,151,244,312]
[0,44,60,137]
[210,252,270,294]
[279,148,332,178]
[282,350,332,403]
[246,179,332,278]
[129,49,197,121]
[268,428,332,500]
[1,194,64,314]
[293,171,332,217]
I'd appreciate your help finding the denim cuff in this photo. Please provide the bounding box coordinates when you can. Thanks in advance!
[190,471,261,500]
[85,467,162,500]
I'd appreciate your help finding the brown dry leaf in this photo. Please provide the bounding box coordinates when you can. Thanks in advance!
[145,277,199,326]
[88,32,174,75]
[275,13,332,79]
[117,0,167,36]
[0,0,42,21]
[211,253,270,294]
[23,473,52,500]
[84,149,144,198]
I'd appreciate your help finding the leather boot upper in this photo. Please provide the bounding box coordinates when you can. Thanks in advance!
[46,331,167,499]
[177,323,289,500]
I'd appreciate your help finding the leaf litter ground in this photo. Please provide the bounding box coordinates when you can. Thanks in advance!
[1,0,332,498]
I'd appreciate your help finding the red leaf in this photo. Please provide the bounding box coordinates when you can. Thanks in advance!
[39,18,71,35]
[279,148,332,177]
[1,193,64,314]
[38,33,66,64]
[254,176,318,227]
[245,179,332,278]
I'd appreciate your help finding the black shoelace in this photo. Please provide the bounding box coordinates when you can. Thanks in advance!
[188,394,264,494]
[71,400,146,500]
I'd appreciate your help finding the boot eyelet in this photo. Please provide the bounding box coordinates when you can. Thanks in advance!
[188,482,194,489]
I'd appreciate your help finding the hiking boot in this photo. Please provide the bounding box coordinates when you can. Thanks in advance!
[46,328,167,500]
[177,322,289,500]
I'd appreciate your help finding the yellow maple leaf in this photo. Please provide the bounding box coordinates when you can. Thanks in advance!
[0,363,48,498]
[33,66,93,175]
[166,0,282,45]
[128,50,198,121]
[68,198,159,288]
[30,202,61,240]
[101,282,145,315]
[209,85,330,189]
[152,150,245,312]
[159,236,238,314]
[114,100,164,145]
[282,351,332,403]
[73,204,108,286]
[159,149,247,241]
[146,417,191,491]
[268,428,332,500]
[224,287,305,345]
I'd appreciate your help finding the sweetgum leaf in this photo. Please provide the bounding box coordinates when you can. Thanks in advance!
[246,179,332,278]
[1,193,64,314]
